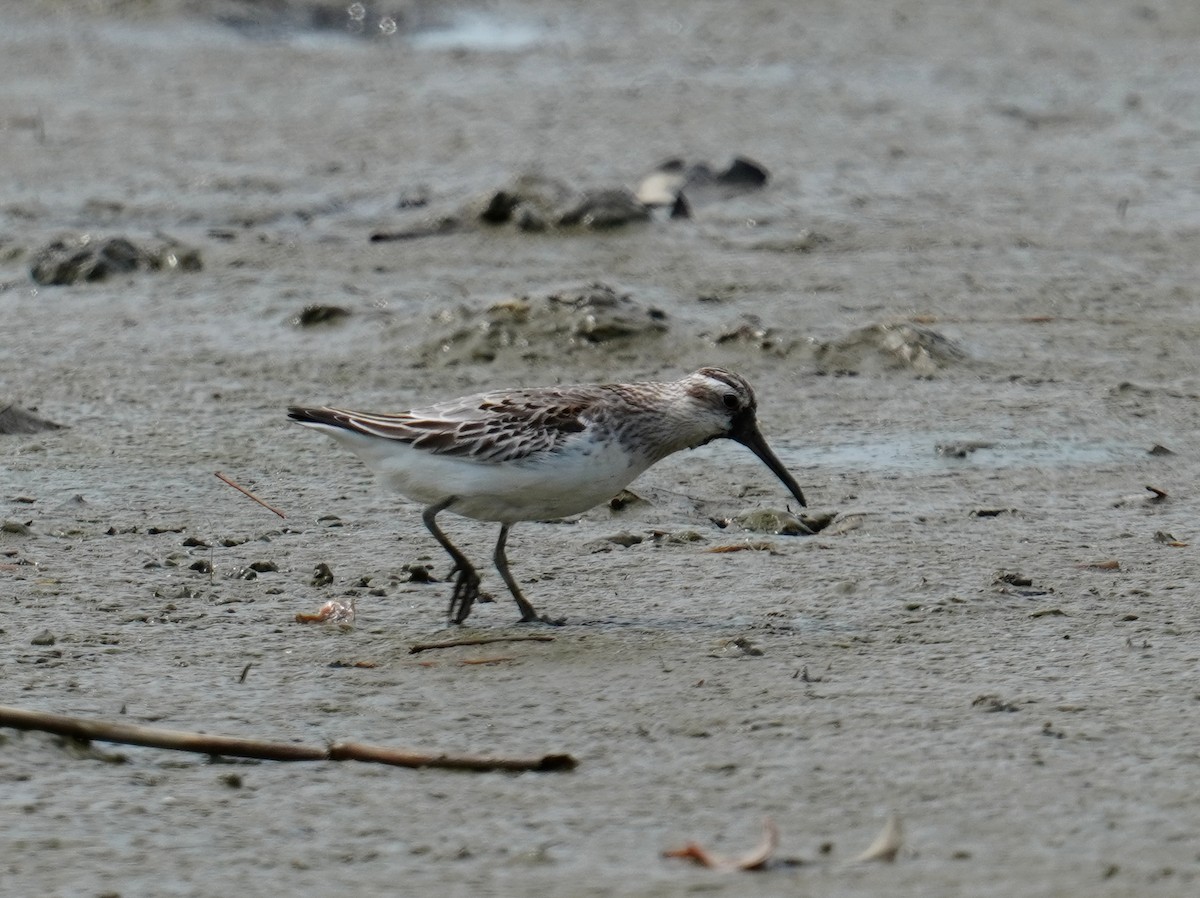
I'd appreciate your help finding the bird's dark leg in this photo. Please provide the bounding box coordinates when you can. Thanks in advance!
[421,498,480,625]
[493,524,564,626]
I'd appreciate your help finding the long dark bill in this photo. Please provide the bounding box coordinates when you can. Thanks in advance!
[729,416,807,508]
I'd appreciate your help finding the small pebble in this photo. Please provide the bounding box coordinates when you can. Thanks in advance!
[733,509,813,535]
[311,562,334,587]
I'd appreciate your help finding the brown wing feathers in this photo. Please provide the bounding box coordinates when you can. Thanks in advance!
[287,398,590,464]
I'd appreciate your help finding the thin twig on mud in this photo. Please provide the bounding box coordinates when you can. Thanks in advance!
[409,634,557,654]
[0,705,576,773]
[214,471,286,519]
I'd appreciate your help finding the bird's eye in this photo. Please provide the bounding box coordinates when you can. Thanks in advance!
[722,392,739,411]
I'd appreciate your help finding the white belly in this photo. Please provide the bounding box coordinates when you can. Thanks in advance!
[311,425,650,523]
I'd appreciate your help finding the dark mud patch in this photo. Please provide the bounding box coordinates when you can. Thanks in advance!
[414,282,669,367]
[814,322,968,376]
[0,403,65,435]
[30,234,201,286]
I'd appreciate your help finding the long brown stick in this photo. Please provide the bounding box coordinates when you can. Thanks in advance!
[409,634,556,654]
[214,471,286,519]
[327,742,575,772]
[0,705,575,773]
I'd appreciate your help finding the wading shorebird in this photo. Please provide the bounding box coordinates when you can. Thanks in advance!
[288,367,807,625]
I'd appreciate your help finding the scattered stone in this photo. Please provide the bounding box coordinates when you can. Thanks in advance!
[996,571,1032,587]
[0,403,65,435]
[396,188,429,209]
[417,282,667,367]
[31,630,56,646]
[937,441,995,458]
[706,541,777,554]
[54,735,127,764]
[30,234,200,286]
[1114,485,1168,507]
[292,304,351,327]
[798,511,836,534]
[708,156,770,189]
[475,174,573,226]
[556,188,650,230]
[189,559,213,574]
[369,215,458,242]
[727,636,764,656]
[825,514,868,535]
[651,529,706,545]
[374,158,768,241]
[401,563,436,583]
[603,531,645,548]
[815,322,968,376]
[733,509,814,535]
[744,229,832,254]
[248,560,279,573]
[1153,531,1188,547]
[608,489,649,513]
[373,174,652,240]
[476,175,650,231]
[972,694,1020,712]
[311,562,334,587]
[636,156,770,214]
[706,314,798,355]
[1147,444,1173,456]
[1,520,32,536]
[635,162,688,209]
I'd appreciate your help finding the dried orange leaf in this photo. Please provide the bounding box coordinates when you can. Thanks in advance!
[664,817,778,872]
[295,598,356,624]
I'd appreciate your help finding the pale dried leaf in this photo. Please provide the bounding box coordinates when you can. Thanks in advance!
[854,814,903,863]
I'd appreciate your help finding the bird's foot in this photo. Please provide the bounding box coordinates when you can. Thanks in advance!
[517,608,566,627]
[447,565,482,625]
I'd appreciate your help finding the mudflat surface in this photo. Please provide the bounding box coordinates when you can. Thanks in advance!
[2,1,1199,895]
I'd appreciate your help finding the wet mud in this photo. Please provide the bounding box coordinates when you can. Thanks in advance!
[2,1,1200,895]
